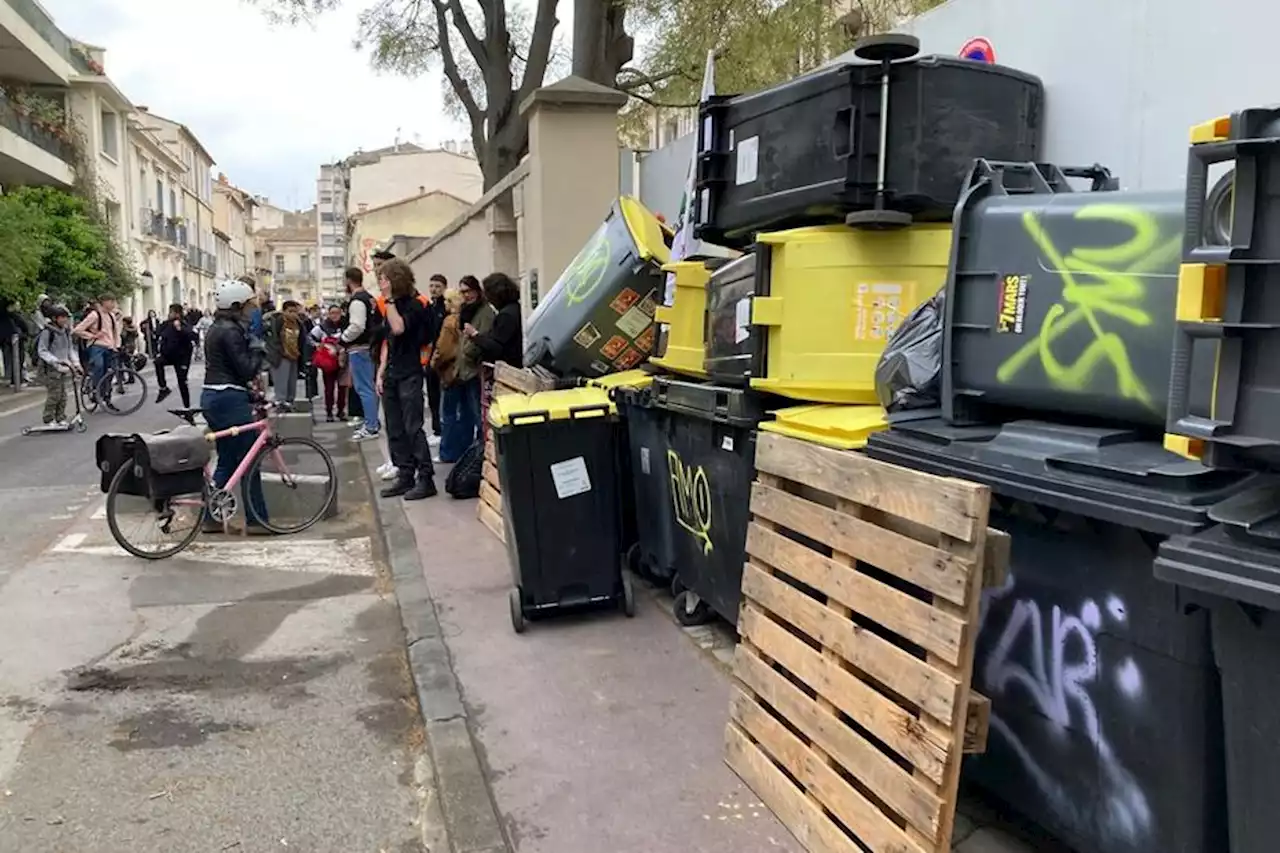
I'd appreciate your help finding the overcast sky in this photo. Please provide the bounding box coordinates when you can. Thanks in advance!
[42,0,473,210]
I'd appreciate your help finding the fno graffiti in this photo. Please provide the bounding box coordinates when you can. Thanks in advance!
[979,574,1153,844]
[995,203,1182,410]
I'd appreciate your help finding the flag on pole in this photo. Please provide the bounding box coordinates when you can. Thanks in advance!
[663,50,716,306]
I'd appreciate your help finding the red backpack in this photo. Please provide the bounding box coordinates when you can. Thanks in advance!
[313,336,341,373]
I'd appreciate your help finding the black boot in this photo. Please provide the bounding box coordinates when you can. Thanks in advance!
[380,473,415,498]
[403,476,437,501]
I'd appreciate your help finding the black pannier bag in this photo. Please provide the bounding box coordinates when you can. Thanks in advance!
[133,426,211,498]
[96,433,142,495]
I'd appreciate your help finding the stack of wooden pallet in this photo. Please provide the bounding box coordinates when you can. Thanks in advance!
[726,431,1009,853]
[477,362,557,544]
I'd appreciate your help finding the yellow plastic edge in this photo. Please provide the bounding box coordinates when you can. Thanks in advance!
[619,196,671,265]
[489,386,615,427]
[1164,434,1204,461]
[758,404,888,450]
[1189,116,1231,144]
[586,369,654,391]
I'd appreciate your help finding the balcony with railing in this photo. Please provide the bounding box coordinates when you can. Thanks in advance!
[1,0,88,83]
[0,84,72,184]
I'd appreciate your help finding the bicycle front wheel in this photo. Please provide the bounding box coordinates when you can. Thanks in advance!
[100,368,147,415]
[80,374,99,413]
[105,462,206,559]
[247,436,338,535]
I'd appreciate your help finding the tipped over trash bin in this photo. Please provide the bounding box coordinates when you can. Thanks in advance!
[523,196,671,379]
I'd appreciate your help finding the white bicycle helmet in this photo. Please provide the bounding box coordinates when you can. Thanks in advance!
[214,279,255,310]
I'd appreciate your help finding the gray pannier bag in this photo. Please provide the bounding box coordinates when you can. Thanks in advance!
[132,426,211,499]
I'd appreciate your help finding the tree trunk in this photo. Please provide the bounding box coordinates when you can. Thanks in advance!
[571,0,633,86]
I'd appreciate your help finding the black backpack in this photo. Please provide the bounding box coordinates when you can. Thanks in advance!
[445,438,485,499]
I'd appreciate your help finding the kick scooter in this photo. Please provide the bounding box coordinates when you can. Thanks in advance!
[22,366,88,435]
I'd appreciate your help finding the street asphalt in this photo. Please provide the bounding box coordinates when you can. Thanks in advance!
[0,367,430,852]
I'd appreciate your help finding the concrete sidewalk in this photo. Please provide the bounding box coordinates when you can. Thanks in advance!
[366,445,1067,853]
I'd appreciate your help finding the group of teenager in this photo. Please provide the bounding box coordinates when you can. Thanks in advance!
[319,251,523,502]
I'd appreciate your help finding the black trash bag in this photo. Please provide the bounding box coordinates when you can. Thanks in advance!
[874,289,945,413]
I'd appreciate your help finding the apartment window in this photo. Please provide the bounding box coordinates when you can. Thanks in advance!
[320,212,335,224]
[275,255,285,275]
[155,179,163,212]
[104,201,120,234]
[301,254,311,275]
[169,188,177,217]
[319,192,333,204]
[322,256,344,270]
[100,109,119,160]
[321,233,339,247]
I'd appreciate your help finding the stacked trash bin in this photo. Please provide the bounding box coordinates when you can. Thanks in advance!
[1152,106,1280,853]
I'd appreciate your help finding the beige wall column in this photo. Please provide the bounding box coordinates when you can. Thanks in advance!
[519,76,626,311]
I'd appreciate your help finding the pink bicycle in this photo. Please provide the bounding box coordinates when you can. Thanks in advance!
[103,398,337,559]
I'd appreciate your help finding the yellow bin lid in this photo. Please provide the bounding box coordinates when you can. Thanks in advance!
[618,196,671,265]
[489,387,615,428]
[759,404,888,450]
[586,369,655,392]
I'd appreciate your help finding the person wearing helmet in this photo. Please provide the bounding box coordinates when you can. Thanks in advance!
[34,305,77,426]
[202,278,269,531]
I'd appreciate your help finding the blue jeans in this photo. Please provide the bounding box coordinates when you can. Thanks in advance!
[87,345,110,395]
[463,377,483,445]
[439,384,473,462]
[349,349,379,432]
[201,387,268,524]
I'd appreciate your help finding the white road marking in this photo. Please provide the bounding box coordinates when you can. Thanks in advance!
[49,513,74,520]
[0,398,44,420]
[52,535,374,575]
[90,503,106,520]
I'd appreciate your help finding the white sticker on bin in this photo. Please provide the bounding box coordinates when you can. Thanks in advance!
[735,135,759,185]
[550,456,592,499]
[640,446,651,476]
[734,298,752,344]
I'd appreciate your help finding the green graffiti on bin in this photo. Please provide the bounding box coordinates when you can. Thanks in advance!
[995,204,1182,410]
[562,227,611,305]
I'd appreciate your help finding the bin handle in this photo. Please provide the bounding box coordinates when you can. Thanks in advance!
[1166,320,1232,438]
[510,410,552,426]
[568,404,611,420]
[833,107,857,161]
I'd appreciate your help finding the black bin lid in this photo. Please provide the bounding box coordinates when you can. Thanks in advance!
[651,376,778,428]
[865,419,1255,536]
[1156,523,1280,611]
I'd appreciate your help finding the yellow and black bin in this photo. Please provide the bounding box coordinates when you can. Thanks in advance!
[488,386,635,633]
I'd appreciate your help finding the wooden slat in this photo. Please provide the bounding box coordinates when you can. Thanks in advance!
[741,563,959,721]
[477,500,504,542]
[482,460,501,491]
[733,645,944,836]
[493,362,556,395]
[483,437,497,466]
[737,606,950,783]
[750,482,971,606]
[479,480,502,513]
[754,432,984,542]
[964,694,990,755]
[746,523,967,665]
[729,695,928,853]
[983,529,1011,589]
[725,722,863,853]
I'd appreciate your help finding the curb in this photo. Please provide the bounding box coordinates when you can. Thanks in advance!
[359,442,510,853]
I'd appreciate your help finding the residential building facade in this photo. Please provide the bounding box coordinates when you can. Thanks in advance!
[213,174,253,280]
[348,189,470,281]
[127,114,187,318]
[0,0,78,189]
[257,227,318,306]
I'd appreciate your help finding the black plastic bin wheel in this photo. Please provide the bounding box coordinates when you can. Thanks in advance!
[670,575,685,598]
[845,208,913,230]
[621,573,636,618]
[852,32,920,63]
[624,543,642,578]
[509,588,526,634]
[673,590,712,626]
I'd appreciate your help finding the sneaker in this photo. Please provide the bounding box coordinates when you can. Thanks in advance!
[404,478,438,501]
[156,388,172,404]
[326,414,334,423]
[351,427,380,442]
[428,434,441,448]
[54,420,69,429]
[380,476,414,498]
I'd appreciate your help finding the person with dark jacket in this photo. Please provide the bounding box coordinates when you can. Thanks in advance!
[376,259,437,501]
[464,272,523,367]
[155,302,198,407]
[202,280,269,531]
[424,273,448,436]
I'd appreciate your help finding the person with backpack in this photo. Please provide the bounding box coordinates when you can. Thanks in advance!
[265,299,305,405]
[312,304,348,422]
[154,303,198,407]
[340,267,382,440]
[72,295,121,399]
[34,305,77,426]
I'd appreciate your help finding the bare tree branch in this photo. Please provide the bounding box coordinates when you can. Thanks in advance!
[430,0,482,126]
[517,0,558,102]
[439,0,487,66]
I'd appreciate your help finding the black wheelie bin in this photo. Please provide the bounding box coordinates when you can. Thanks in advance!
[489,386,636,632]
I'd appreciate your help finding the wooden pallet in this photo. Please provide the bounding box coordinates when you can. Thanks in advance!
[727,431,993,853]
[475,364,556,543]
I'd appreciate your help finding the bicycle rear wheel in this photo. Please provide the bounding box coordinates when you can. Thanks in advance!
[80,374,99,413]
[247,436,338,535]
[100,368,147,415]
[105,462,206,559]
